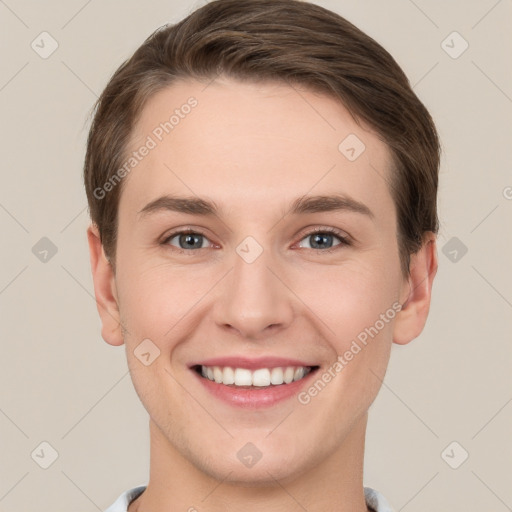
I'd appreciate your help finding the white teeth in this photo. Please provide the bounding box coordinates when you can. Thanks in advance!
[293,367,305,381]
[252,368,271,387]
[222,366,235,385]
[213,366,223,383]
[270,367,284,385]
[283,367,295,384]
[199,365,312,387]
[234,368,252,386]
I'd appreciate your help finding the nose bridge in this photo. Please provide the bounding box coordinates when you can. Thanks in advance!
[213,240,293,338]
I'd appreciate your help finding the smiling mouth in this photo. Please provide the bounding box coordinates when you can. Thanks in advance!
[192,365,320,388]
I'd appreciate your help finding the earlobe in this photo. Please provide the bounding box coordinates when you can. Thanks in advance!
[393,233,438,345]
[87,223,124,346]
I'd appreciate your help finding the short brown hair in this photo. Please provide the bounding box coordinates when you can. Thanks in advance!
[83,0,440,277]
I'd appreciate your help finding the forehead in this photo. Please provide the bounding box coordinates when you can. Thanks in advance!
[120,78,394,220]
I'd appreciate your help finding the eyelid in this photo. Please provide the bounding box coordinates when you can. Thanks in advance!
[293,226,352,251]
[161,227,214,251]
[296,225,351,242]
[161,226,352,253]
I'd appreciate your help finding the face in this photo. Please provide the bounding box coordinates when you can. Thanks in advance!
[91,77,428,485]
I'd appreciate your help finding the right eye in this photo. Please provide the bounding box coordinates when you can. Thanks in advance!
[162,229,212,252]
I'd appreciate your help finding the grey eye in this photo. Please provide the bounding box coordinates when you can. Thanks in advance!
[299,232,342,250]
[167,232,208,250]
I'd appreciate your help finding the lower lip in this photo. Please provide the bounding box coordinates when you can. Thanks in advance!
[192,368,318,409]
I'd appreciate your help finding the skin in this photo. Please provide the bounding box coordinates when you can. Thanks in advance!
[87,77,437,512]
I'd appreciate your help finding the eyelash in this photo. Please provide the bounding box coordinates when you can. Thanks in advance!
[161,227,351,255]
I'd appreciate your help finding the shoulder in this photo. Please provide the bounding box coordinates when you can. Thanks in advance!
[104,486,147,512]
[105,485,390,511]
[364,486,395,512]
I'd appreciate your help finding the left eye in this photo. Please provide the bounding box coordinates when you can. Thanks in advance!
[163,229,349,252]
[165,232,210,250]
[298,231,346,250]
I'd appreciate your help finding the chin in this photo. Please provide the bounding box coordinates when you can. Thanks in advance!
[183,435,314,487]
[204,456,307,487]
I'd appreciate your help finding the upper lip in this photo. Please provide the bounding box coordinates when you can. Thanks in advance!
[190,356,318,370]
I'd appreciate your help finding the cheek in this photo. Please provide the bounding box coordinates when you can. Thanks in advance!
[294,258,401,345]
[116,257,211,339]
[295,260,400,412]
[294,259,400,404]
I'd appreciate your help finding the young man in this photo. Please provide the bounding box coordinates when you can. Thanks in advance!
[84,1,439,510]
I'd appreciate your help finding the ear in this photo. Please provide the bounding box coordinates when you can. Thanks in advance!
[393,232,438,345]
[87,223,124,346]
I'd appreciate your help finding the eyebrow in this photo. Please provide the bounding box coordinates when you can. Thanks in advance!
[137,193,374,220]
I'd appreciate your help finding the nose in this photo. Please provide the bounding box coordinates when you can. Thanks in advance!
[213,246,294,340]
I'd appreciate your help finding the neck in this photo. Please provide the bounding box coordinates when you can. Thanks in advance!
[130,413,370,512]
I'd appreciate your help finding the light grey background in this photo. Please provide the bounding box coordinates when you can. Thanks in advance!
[1,0,511,510]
